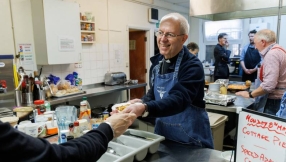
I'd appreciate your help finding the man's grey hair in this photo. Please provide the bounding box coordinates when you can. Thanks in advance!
[255,29,276,43]
[160,13,189,35]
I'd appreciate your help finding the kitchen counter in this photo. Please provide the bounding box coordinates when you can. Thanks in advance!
[46,83,147,105]
[141,140,226,162]
[206,94,254,114]
[45,135,227,162]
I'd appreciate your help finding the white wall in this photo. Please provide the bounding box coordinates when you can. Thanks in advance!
[0,0,15,55]
[1,0,189,85]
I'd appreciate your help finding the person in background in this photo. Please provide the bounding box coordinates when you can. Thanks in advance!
[0,113,136,162]
[187,42,199,56]
[113,13,214,149]
[236,29,286,115]
[213,33,231,81]
[240,29,262,82]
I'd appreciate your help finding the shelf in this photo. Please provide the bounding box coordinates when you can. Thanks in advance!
[81,30,95,33]
[80,20,95,23]
[82,41,95,44]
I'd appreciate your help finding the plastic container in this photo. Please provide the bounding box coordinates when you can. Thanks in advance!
[34,100,45,115]
[103,110,109,121]
[79,101,90,123]
[45,101,51,112]
[73,121,80,138]
[82,97,91,118]
[207,112,228,151]
[59,130,69,143]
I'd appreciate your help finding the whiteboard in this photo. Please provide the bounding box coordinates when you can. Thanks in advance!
[236,110,286,162]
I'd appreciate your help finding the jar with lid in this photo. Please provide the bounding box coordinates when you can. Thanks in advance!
[90,112,103,129]
[34,100,45,115]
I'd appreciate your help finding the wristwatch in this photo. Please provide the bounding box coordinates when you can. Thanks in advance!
[141,103,149,117]
[249,91,254,98]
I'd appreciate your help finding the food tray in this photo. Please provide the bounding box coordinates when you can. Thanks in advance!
[52,91,85,98]
[111,102,142,112]
[97,129,165,162]
[204,92,236,106]
[227,84,249,92]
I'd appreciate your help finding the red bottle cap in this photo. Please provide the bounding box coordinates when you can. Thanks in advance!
[34,100,45,105]
[74,121,79,126]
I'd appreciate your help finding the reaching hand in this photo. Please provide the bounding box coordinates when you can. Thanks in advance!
[122,103,146,117]
[128,98,142,104]
[235,91,250,98]
[105,113,137,138]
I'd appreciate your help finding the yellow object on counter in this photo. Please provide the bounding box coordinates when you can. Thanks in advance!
[13,64,19,89]
[220,86,227,95]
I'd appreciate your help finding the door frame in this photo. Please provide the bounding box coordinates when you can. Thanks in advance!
[127,25,154,91]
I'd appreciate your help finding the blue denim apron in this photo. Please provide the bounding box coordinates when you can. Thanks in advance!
[152,51,214,149]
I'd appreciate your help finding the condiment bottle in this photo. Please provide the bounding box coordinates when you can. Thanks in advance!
[34,100,45,115]
[79,101,90,123]
[73,121,80,138]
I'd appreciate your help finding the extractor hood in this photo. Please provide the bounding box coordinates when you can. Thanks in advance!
[189,0,286,21]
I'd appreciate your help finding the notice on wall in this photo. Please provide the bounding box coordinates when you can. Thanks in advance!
[236,110,286,162]
[58,36,75,52]
[18,43,34,65]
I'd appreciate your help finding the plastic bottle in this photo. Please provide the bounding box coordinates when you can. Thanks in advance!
[73,121,80,138]
[45,101,51,112]
[82,97,91,118]
[79,101,90,123]
[59,130,69,143]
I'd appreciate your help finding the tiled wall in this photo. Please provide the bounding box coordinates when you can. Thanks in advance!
[39,43,126,85]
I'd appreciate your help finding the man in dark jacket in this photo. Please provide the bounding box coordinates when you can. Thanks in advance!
[0,113,136,162]
[214,33,231,81]
[117,13,214,149]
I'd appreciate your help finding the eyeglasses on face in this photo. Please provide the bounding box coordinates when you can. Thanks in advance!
[155,31,185,38]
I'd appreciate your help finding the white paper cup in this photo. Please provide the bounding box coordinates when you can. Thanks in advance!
[19,120,32,125]
[24,123,44,137]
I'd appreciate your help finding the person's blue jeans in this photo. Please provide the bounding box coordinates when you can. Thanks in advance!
[264,99,281,115]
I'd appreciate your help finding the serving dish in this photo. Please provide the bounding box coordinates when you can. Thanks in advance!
[111,102,142,112]
[227,84,249,92]
[204,92,236,106]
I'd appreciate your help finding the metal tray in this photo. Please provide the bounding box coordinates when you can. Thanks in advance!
[204,92,236,106]
[52,91,85,98]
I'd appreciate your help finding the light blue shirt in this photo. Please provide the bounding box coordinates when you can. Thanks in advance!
[240,43,263,67]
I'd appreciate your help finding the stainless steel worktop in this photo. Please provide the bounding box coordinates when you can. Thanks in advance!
[206,94,254,113]
[46,83,147,105]
[142,140,226,162]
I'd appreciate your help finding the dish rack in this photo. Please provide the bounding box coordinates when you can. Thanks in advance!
[97,129,165,162]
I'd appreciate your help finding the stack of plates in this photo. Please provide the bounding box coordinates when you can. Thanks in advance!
[0,107,13,118]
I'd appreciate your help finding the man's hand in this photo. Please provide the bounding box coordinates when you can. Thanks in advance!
[225,41,229,48]
[244,68,251,74]
[248,68,257,74]
[128,98,142,104]
[122,103,146,117]
[235,91,250,98]
[105,113,137,138]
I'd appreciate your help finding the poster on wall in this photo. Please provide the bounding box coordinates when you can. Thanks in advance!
[18,43,35,71]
